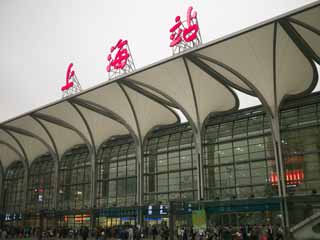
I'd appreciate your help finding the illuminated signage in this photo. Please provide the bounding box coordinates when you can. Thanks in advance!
[106,39,135,79]
[169,6,202,54]
[64,214,91,223]
[187,203,192,213]
[160,205,168,215]
[61,63,75,91]
[148,205,152,215]
[147,205,168,215]
[5,213,10,221]
[38,194,43,202]
[75,214,90,222]
[270,169,304,185]
[5,213,22,221]
[61,63,82,98]
[107,39,129,72]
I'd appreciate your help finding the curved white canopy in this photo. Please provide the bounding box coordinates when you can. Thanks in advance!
[34,101,93,158]
[289,4,320,64]
[0,129,25,169]
[191,2,320,116]
[0,1,319,170]
[3,116,56,166]
[126,57,238,132]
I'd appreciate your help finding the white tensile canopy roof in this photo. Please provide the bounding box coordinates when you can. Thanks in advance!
[0,1,319,172]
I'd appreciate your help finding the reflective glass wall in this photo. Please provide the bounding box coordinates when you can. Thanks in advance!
[27,154,55,211]
[281,101,320,195]
[203,107,276,200]
[3,161,25,214]
[2,92,320,226]
[144,124,198,204]
[96,137,137,208]
[57,145,91,210]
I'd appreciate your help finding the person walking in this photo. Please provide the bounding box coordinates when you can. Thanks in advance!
[1,229,7,240]
[152,225,158,240]
[128,226,134,240]
[81,227,89,240]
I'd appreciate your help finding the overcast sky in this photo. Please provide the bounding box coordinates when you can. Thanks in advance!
[0,0,318,123]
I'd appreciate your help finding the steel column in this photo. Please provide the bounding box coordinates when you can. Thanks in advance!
[194,132,204,201]
[22,165,29,211]
[136,142,144,226]
[270,112,290,231]
[53,158,59,210]
[90,151,97,209]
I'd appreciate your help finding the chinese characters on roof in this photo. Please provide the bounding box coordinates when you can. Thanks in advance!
[61,6,202,91]
[61,63,82,98]
[169,6,202,55]
[106,39,135,80]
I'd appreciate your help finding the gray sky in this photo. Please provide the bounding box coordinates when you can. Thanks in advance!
[0,0,317,122]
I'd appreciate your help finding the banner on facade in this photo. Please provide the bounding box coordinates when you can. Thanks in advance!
[192,209,207,230]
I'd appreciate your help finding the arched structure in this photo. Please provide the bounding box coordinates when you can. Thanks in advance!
[3,161,25,215]
[27,153,55,212]
[0,1,319,233]
[58,144,91,210]
[96,136,137,209]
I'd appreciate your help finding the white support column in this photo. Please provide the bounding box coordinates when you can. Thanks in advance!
[270,112,290,231]
[90,151,97,209]
[22,165,29,212]
[53,158,59,210]
[136,142,144,225]
[0,167,3,212]
[90,151,97,233]
[194,132,204,201]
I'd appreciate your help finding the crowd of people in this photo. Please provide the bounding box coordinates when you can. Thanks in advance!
[0,223,285,240]
[176,224,284,240]
[0,223,170,240]
[94,223,169,240]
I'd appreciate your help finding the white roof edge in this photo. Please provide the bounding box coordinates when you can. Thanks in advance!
[1,0,319,126]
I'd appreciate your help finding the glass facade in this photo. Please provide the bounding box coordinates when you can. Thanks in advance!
[57,145,91,210]
[144,124,198,204]
[203,107,276,200]
[2,92,320,227]
[3,161,25,214]
[96,137,137,208]
[281,102,320,195]
[27,154,55,211]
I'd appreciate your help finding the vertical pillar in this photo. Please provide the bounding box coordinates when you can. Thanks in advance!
[136,142,144,226]
[0,168,3,227]
[90,209,96,237]
[52,157,59,230]
[53,157,59,210]
[195,132,204,201]
[270,112,290,232]
[90,151,97,209]
[0,167,3,210]
[90,150,97,232]
[22,162,29,227]
[169,201,175,240]
[23,164,29,211]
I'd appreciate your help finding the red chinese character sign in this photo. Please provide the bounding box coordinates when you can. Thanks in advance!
[106,39,135,79]
[61,63,82,98]
[169,6,202,55]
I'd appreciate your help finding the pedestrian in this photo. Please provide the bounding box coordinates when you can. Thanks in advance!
[152,225,158,240]
[275,225,284,240]
[160,225,169,240]
[182,228,188,240]
[128,226,134,240]
[1,229,7,240]
[81,227,89,240]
